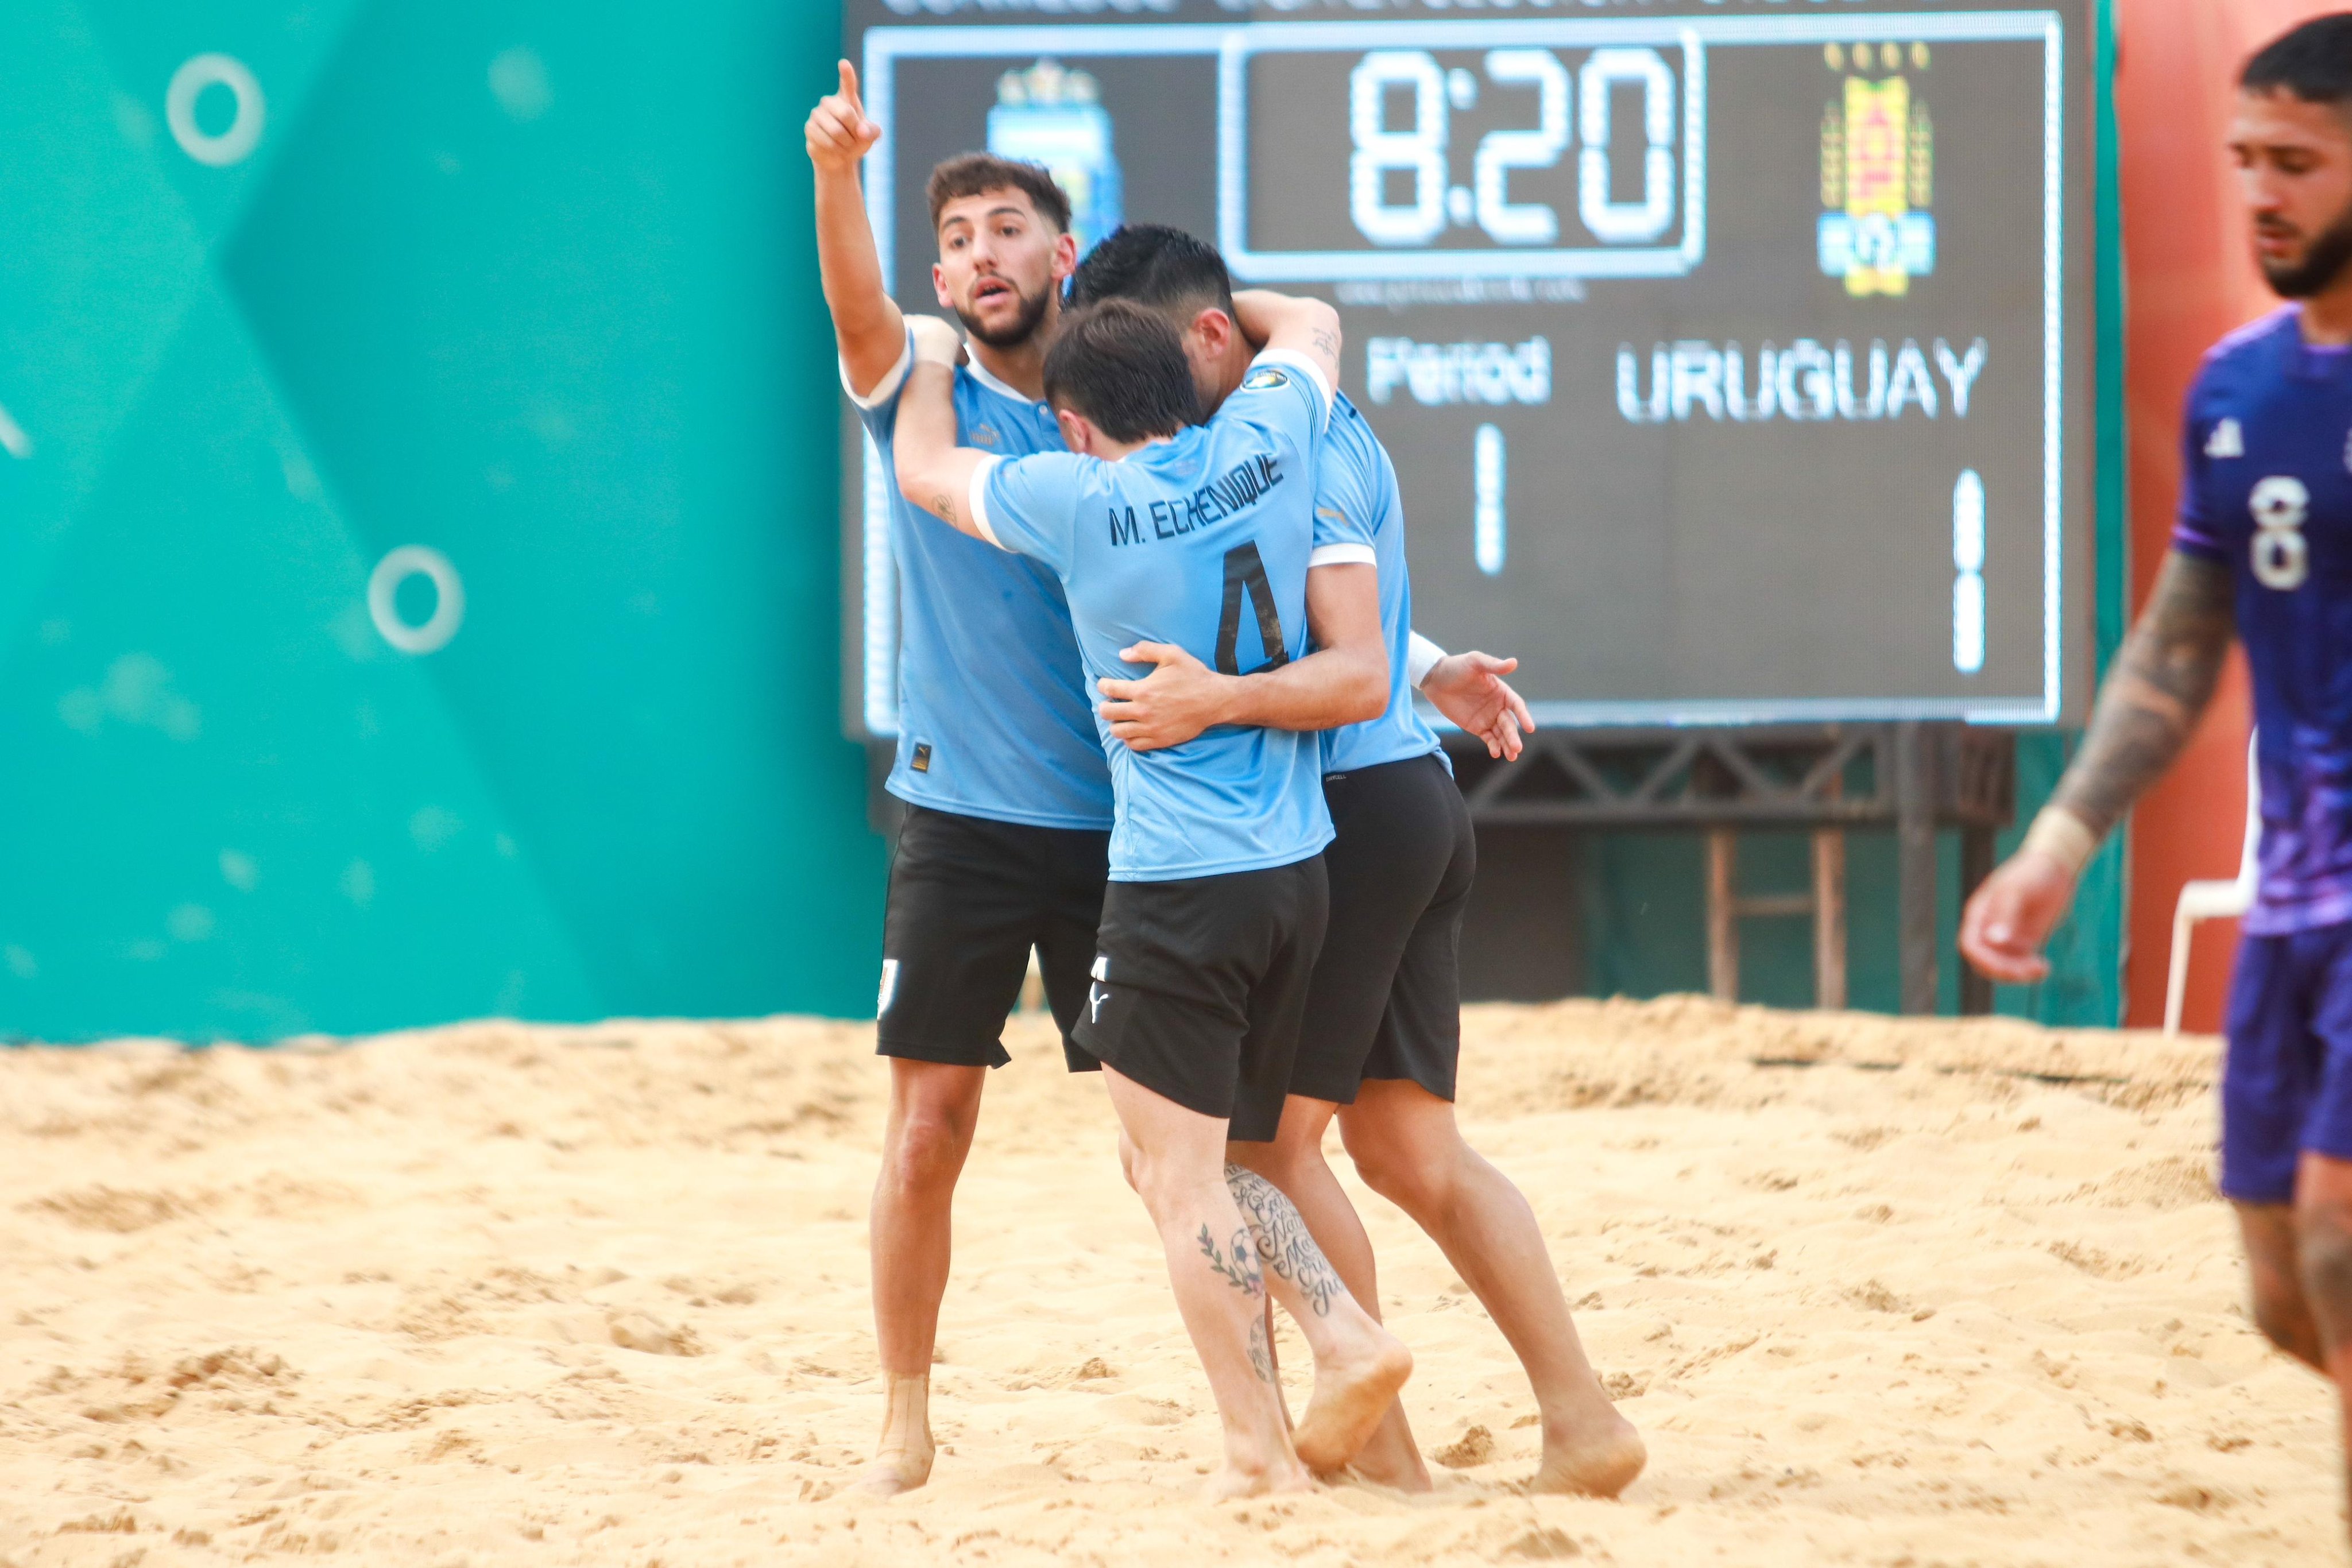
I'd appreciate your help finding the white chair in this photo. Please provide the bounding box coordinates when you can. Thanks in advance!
[2163,734,2260,1036]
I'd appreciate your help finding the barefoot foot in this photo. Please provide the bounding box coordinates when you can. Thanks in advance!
[1293,1329,1414,1475]
[1201,1455,1314,1501]
[1527,1414,1646,1497]
[854,1443,934,1496]
[854,1372,936,1496]
[1337,1400,1433,1492]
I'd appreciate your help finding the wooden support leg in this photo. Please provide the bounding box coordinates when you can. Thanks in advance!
[1812,828,1848,1011]
[1958,826,1995,1017]
[1707,828,1738,1004]
[1895,722,1940,1016]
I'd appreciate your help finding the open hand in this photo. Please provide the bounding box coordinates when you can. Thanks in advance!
[1957,851,2079,984]
[1421,652,1535,760]
[1097,642,1236,752]
[806,60,880,175]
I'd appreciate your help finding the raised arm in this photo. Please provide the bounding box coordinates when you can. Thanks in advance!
[1959,549,2237,982]
[1231,290,1342,391]
[891,322,992,542]
[1096,563,1388,752]
[807,61,906,398]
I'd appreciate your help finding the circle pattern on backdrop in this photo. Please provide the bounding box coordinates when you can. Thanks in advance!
[368,546,466,655]
[166,53,265,167]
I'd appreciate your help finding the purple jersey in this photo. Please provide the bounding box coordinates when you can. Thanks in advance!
[2173,305,2352,935]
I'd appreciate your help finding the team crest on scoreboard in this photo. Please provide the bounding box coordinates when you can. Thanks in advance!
[988,59,1124,257]
[1817,42,1936,297]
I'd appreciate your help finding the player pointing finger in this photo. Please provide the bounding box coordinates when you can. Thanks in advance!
[807,60,880,172]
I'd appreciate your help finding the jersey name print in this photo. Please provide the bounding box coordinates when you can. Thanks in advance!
[2173,307,2352,934]
[1107,451,1286,546]
[971,349,1339,882]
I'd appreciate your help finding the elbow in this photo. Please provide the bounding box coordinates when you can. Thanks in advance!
[1338,649,1390,725]
[893,454,930,510]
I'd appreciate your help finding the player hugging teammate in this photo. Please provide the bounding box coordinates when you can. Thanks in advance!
[808,60,1641,1497]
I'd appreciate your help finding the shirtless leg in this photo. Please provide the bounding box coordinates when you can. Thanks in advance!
[2297,1153,2352,1544]
[858,1058,985,1495]
[1340,1079,1645,1497]
[1224,1160,1413,1475]
[1230,1095,1432,1490]
[2241,1201,2323,1369]
[1105,1066,1310,1500]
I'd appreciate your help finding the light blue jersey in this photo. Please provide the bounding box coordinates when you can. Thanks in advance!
[847,328,1113,830]
[1314,393,1446,778]
[971,350,1336,881]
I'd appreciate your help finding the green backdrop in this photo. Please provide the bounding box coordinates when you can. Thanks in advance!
[0,1,883,1040]
[0,2,2122,1043]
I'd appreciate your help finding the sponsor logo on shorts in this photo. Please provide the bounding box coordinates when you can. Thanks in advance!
[877,958,900,1017]
[1088,954,1109,1021]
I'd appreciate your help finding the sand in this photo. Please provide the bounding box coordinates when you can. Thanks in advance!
[0,997,2339,1566]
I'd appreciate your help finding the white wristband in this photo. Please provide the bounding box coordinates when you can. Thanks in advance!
[2018,806,2098,876]
[1407,632,1446,689]
[906,315,964,368]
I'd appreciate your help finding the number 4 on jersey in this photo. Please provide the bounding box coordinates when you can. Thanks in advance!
[1216,542,1291,676]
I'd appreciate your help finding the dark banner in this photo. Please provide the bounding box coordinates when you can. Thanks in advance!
[845,2,2094,728]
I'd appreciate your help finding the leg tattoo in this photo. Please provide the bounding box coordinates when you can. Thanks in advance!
[1227,1164,1349,1317]
[1198,1224,1265,1299]
[1247,1313,1274,1383]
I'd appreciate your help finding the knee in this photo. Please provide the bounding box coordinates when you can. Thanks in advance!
[2298,1211,2352,1315]
[883,1109,973,1194]
[1350,1139,1447,1217]
[1117,1132,1142,1194]
[2251,1282,2313,1357]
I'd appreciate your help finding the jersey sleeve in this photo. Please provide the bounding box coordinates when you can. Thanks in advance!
[841,323,914,440]
[2170,367,2230,562]
[971,451,1085,576]
[1308,413,1380,568]
[1220,348,1334,456]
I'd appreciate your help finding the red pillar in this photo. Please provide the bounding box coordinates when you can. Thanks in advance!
[2112,1,2339,1028]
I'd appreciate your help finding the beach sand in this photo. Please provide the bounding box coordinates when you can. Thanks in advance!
[0,997,2339,1565]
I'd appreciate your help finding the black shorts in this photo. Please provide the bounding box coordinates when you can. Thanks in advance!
[876,805,1109,1070]
[1288,751,1474,1105]
[1070,855,1329,1143]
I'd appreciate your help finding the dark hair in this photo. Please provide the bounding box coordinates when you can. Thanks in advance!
[1042,300,1200,443]
[2243,14,2352,103]
[925,153,1071,234]
[1067,224,1235,321]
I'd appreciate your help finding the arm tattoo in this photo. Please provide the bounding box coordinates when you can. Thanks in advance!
[1308,326,1340,365]
[927,491,958,524]
[1225,1164,1348,1318]
[2051,552,2235,841]
[1197,1224,1264,1299]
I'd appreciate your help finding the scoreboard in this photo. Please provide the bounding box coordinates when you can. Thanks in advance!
[841,1,2094,732]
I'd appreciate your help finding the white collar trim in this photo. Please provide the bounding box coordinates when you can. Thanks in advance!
[965,353,1042,406]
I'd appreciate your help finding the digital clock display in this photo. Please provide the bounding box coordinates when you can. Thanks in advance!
[1228,36,1701,279]
[842,2,2094,733]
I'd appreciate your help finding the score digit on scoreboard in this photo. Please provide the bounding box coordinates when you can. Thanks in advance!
[843,2,2092,737]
